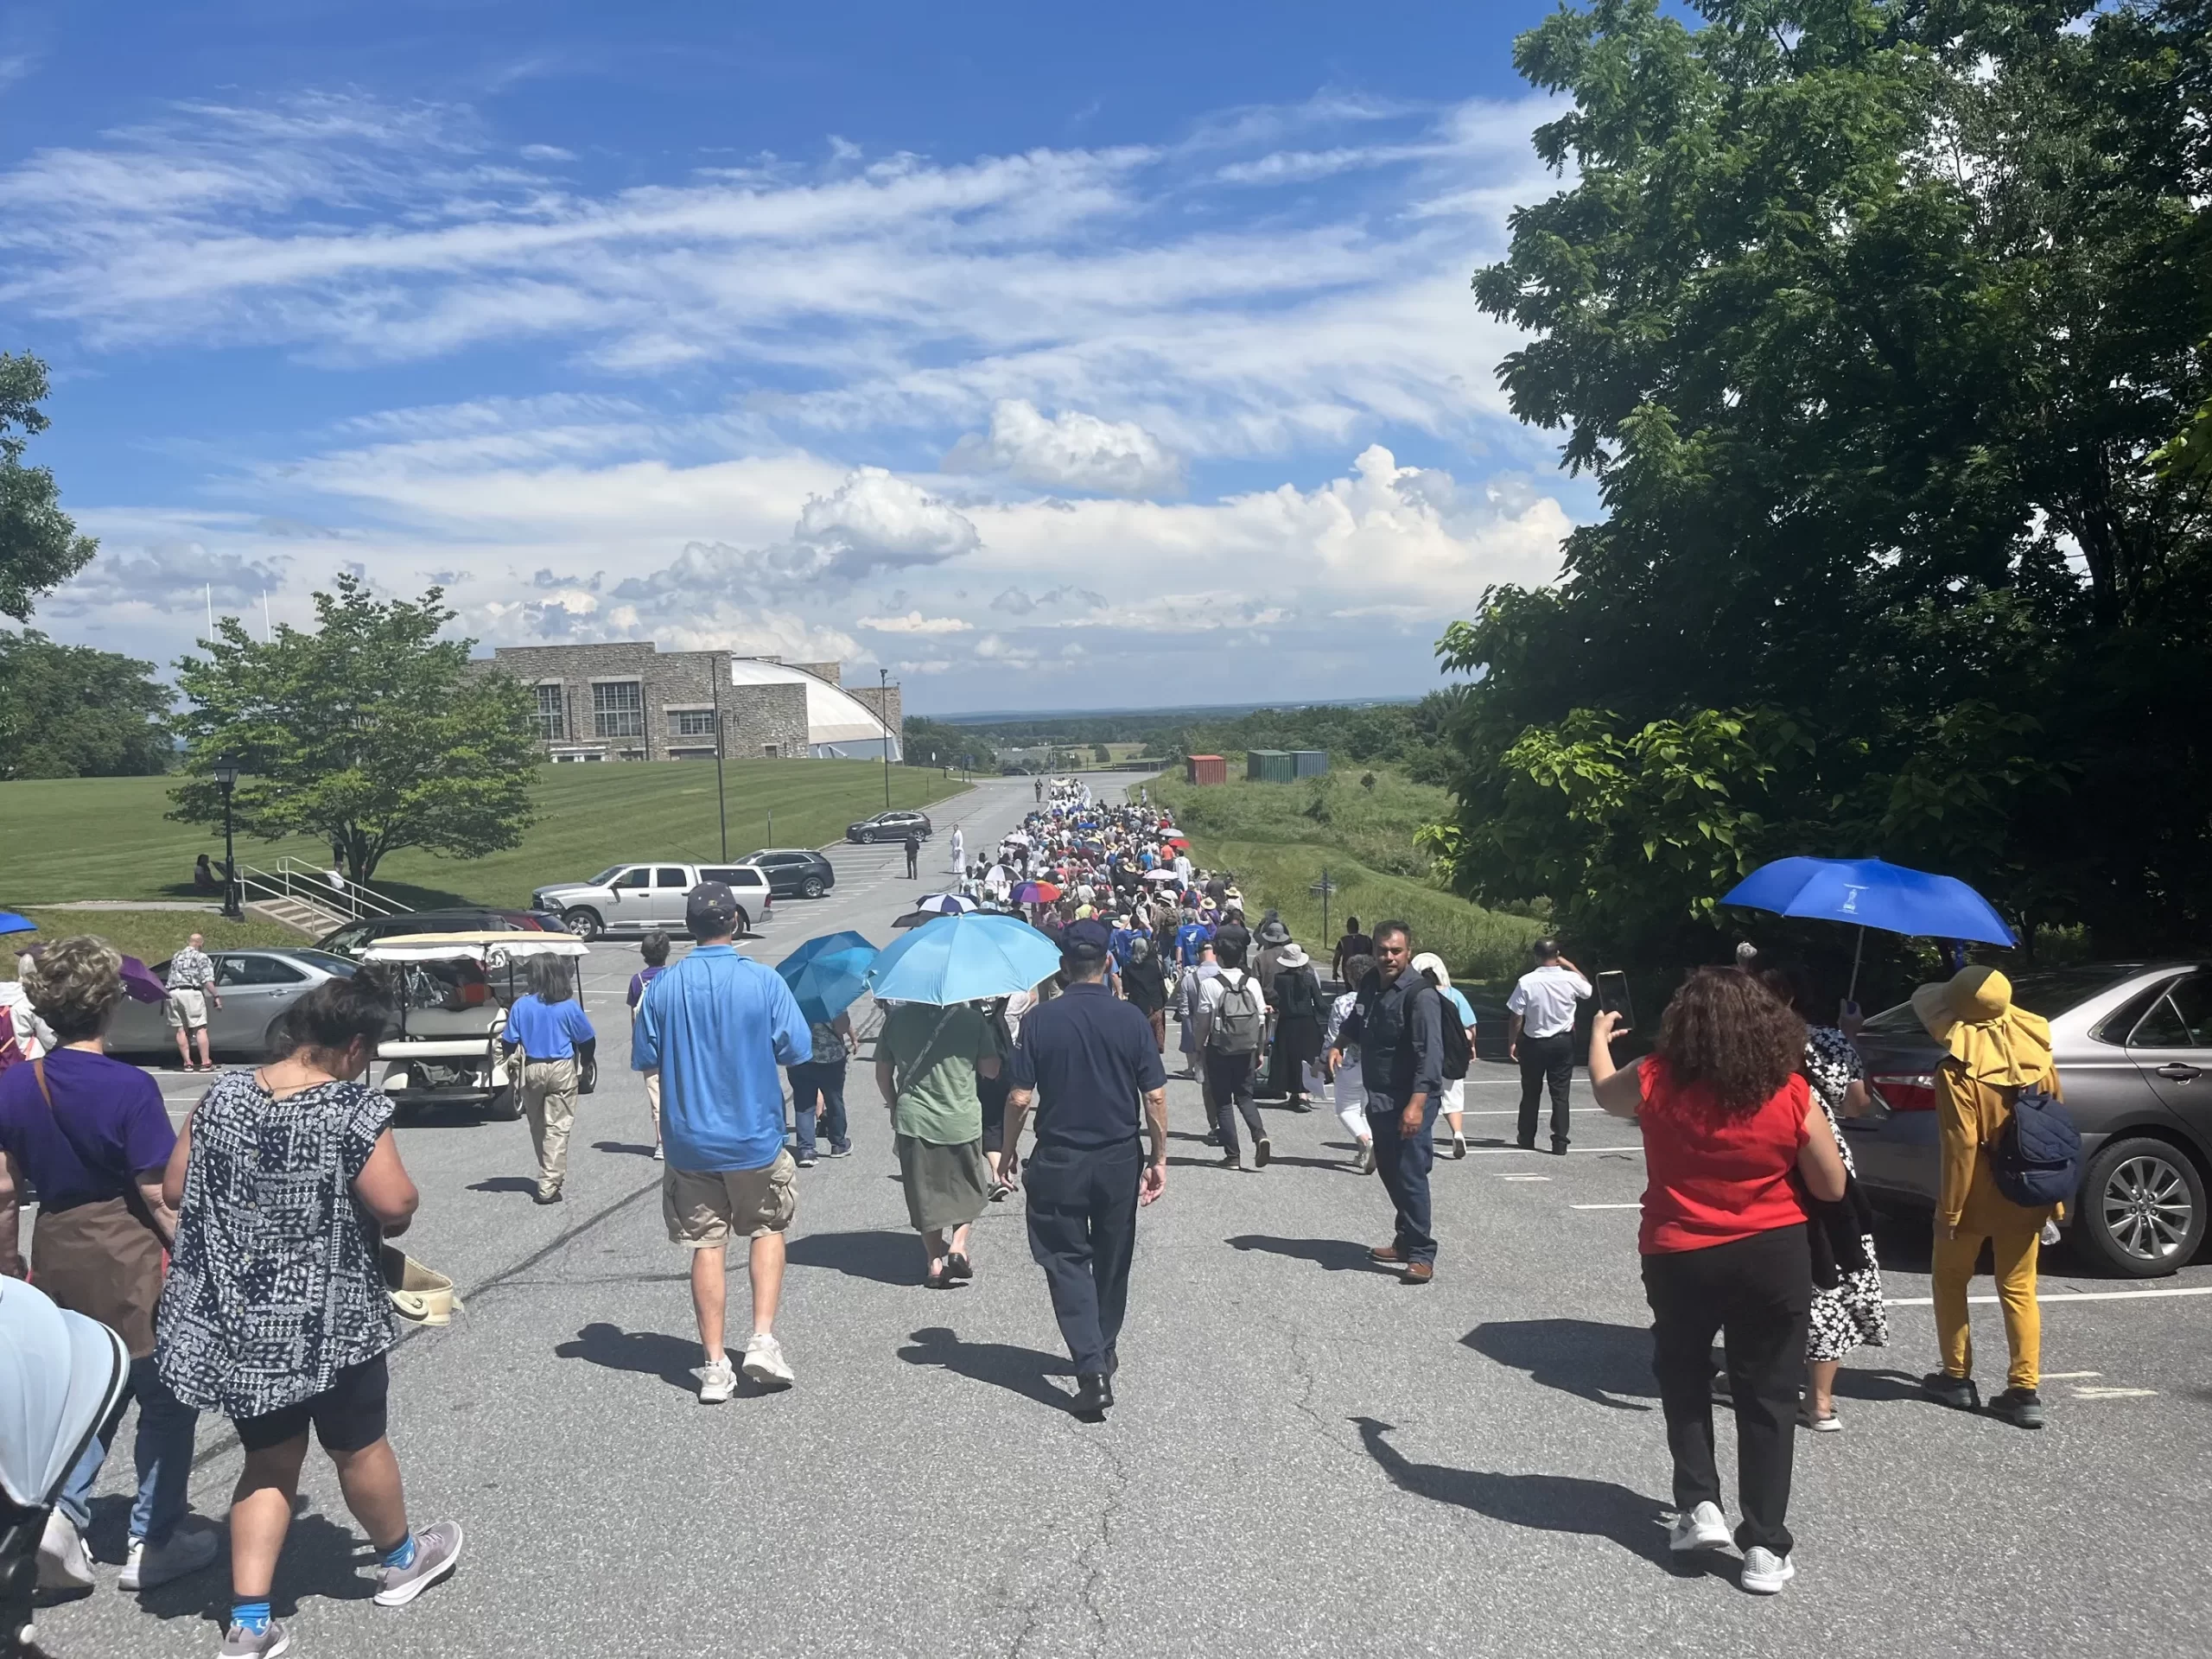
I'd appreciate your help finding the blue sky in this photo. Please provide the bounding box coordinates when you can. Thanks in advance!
[1,0,1591,714]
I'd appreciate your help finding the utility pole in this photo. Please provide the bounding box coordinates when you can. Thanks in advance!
[880,666,893,811]
[712,660,728,861]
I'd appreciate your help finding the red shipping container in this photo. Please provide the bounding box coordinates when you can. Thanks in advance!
[1185,754,1227,786]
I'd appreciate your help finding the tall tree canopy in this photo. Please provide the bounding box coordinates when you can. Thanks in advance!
[170,574,538,881]
[1433,0,2212,965]
[0,353,98,622]
[0,630,171,779]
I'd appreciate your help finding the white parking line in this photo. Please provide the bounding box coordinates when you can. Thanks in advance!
[1886,1286,2212,1306]
[1571,1203,1641,1211]
[1460,1146,1643,1157]
[2043,1371,2103,1379]
[1499,1174,1551,1182]
[2073,1386,2159,1399]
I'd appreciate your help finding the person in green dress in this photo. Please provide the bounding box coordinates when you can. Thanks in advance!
[875,998,1005,1288]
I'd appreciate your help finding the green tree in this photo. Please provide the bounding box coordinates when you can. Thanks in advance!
[169,574,538,881]
[1434,0,2212,964]
[1091,741,1112,765]
[0,630,172,779]
[0,353,98,622]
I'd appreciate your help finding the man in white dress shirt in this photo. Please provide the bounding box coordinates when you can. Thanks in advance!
[1505,938,1591,1154]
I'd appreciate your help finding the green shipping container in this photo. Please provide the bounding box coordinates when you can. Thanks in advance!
[1247,749,1295,783]
[1291,749,1328,778]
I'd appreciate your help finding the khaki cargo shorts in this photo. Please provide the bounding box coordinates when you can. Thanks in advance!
[663,1150,798,1249]
[164,988,209,1031]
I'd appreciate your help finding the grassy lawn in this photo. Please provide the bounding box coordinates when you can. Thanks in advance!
[7,908,306,967]
[1154,768,1544,987]
[0,761,972,911]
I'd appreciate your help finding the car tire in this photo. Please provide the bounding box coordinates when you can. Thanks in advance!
[801,876,825,899]
[2076,1135,2209,1278]
[563,908,603,941]
[262,1017,292,1061]
[859,830,876,843]
[486,1084,524,1122]
[735,907,753,936]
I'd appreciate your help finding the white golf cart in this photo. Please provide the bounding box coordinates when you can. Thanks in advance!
[363,930,590,1121]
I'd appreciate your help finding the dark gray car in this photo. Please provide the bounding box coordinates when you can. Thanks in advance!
[1847,962,2212,1278]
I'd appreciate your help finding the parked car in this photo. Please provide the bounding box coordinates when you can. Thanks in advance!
[107,948,359,1060]
[1847,961,2212,1278]
[315,908,560,959]
[846,810,933,844]
[737,849,837,899]
[529,861,772,941]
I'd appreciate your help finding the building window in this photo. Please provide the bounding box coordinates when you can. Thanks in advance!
[673,709,718,738]
[762,743,779,759]
[593,681,644,739]
[532,683,566,741]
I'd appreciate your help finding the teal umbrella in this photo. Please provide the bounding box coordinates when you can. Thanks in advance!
[775,931,879,1026]
[866,912,1063,1006]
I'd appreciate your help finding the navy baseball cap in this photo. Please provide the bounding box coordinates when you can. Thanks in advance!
[1061,918,1111,958]
[685,880,740,938]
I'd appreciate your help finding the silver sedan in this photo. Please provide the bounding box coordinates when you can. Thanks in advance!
[106,948,359,1062]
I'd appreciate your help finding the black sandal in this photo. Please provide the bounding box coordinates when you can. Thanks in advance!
[947,1252,973,1281]
[925,1261,953,1289]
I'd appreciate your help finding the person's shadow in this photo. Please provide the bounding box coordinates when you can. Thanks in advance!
[128,1503,384,1631]
[785,1230,922,1286]
[554,1322,710,1394]
[1351,1417,1681,1571]
[1226,1235,1377,1274]
[897,1326,1074,1410]
[1462,1318,1658,1412]
[466,1176,538,1196]
[591,1140,657,1158]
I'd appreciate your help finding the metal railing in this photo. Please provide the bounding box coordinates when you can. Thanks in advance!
[232,858,404,924]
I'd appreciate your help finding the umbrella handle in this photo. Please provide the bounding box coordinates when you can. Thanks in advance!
[1846,925,1864,1009]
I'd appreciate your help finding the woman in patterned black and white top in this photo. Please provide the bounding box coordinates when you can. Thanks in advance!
[159,975,464,1656]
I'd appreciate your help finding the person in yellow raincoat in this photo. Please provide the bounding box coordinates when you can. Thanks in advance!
[1914,966,2061,1429]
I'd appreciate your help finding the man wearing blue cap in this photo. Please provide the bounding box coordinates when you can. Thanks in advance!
[997,918,1168,1419]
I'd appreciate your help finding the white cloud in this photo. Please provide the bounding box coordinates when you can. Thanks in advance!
[792,467,979,572]
[944,399,1183,497]
[855,612,975,634]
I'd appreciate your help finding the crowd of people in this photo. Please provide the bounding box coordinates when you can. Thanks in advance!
[0,773,2085,1648]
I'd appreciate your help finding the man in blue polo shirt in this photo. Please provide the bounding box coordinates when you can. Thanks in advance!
[998,919,1167,1419]
[632,882,811,1403]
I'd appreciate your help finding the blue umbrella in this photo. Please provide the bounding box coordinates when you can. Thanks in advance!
[0,912,34,938]
[910,893,978,915]
[867,912,1065,1007]
[1720,855,2016,1000]
[775,931,879,1027]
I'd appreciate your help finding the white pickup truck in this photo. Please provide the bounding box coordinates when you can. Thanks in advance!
[531,861,773,941]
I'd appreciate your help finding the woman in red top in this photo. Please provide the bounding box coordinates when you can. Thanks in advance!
[1590,969,1845,1596]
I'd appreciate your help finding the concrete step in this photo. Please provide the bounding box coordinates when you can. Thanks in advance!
[245,896,343,935]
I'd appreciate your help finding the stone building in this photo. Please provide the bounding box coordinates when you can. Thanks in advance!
[473,642,900,763]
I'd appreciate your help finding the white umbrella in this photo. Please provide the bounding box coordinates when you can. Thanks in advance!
[1144,868,1181,884]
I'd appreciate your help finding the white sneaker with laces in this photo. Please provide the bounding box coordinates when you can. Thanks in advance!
[1740,1546,1796,1593]
[1668,1501,1732,1553]
[37,1510,93,1592]
[697,1355,737,1404]
[119,1525,219,1591]
[741,1332,795,1390]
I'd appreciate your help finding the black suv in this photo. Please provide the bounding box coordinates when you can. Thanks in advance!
[845,810,933,844]
[315,908,563,958]
[739,849,838,899]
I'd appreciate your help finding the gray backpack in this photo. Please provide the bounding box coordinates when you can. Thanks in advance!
[1208,970,1265,1056]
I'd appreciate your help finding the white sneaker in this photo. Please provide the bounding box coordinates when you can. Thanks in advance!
[1740,1546,1796,1593]
[119,1525,219,1591]
[741,1332,795,1390]
[1668,1501,1732,1553]
[37,1510,94,1592]
[697,1355,737,1404]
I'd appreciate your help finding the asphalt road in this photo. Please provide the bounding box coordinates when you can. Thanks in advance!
[30,773,2212,1659]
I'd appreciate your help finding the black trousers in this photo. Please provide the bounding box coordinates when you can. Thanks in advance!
[1516,1031,1575,1147]
[1367,1092,1439,1264]
[1641,1224,1813,1555]
[905,850,919,877]
[977,1070,1009,1155]
[1024,1139,1142,1376]
[1203,1050,1266,1160]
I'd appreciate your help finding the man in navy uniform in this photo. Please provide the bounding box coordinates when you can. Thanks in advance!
[996,918,1167,1418]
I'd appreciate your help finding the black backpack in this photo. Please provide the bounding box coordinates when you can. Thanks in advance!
[1405,977,1473,1082]
[1992,1083,2082,1209]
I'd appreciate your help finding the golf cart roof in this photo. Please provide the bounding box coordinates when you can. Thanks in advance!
[361,931,589,963]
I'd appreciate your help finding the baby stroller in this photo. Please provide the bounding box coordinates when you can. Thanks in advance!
[0,1278,130,1657]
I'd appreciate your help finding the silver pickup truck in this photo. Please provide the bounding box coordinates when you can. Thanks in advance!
[531,861,772,941]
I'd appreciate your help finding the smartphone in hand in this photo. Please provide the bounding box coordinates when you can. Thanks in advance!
[1597,969,1634,1033]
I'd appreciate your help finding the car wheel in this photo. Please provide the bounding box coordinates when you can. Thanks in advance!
[736,907,753,936]
[801,875,825,899]
[486,1084,524,1122]
[563,908,603,941]
[2077,1136,2208,1278]
[859,830,876,843]
[262,1017,291,1060]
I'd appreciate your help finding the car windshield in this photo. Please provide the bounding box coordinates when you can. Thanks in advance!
[587,867,624,885]
[1862,964,2154,1033]
[289,950,357,976]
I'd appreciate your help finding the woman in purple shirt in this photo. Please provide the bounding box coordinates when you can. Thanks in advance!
[0,936,215,1594]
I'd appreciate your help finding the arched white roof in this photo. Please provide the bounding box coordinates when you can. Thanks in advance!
[727,659,893,752]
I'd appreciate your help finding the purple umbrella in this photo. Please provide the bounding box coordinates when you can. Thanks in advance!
[118,957,168,1004]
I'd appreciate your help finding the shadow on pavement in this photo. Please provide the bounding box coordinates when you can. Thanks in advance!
[1463,1318,1656,1412]
[1352,1417,1677,1570]
[897,1326,1072,1409]
[1226,1235,1378,1274]
[553,1322,702,1393]
[127,1505,379,1634]
[591,1141,658,1158]
[786,1229,922,1286]
[466,1176,538,1196]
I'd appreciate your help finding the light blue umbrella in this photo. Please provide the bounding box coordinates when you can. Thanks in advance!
[0,912,34,938]
[1721,855,2016,1000]
[775,932,879,1027]
[866,912,1064,1007]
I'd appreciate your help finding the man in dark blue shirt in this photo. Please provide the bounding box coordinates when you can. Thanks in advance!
[1330,919,1446,1284]
[1000,920,1167,1418]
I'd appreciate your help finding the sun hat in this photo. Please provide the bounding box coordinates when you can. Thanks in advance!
[1255,918,1293,946]
[1278,943,1311,969]
[1411,950,1451,990]
[1910,965,2053,1086]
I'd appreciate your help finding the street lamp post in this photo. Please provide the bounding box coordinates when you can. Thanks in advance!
[880,666,893,812]
[712,665,728,861]
[213,757,243,920]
